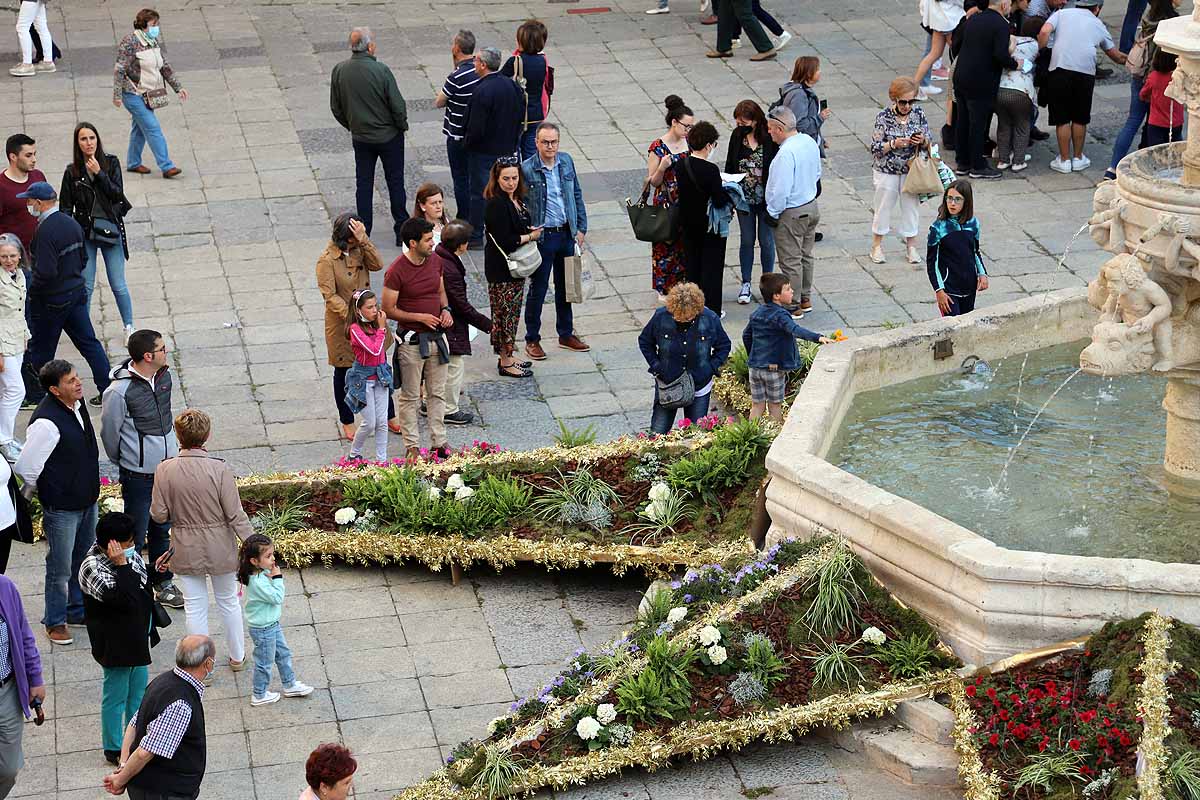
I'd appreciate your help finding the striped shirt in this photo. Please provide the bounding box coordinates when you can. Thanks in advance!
[441,58,480,141]
[129,668,206,759]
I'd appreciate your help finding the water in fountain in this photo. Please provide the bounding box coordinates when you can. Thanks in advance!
[830,341,1200,563]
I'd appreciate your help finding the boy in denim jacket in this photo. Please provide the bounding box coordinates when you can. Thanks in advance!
[742,273,831,422]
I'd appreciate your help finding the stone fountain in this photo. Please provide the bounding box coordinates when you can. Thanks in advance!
[1083,7,1200,487]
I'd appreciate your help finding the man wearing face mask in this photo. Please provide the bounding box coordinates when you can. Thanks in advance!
[103,634,215,800]
[17,181,112,405]
[79,512,163,766]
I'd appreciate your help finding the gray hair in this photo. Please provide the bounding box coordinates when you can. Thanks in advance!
[479,47,502,72]
[0,233,26,268]
[454,29,476,56]
[349,27,373,53]
[767,106,797,131]
[175,635,216,669]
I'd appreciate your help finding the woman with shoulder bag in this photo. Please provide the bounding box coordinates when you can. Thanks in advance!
[675,122,733,315]
[646,96,695,301]
[484,157,541,379]
[869,77,931,266]
[638,282,730,434]
[60,122,135,342]
[726,100,778,305]
[501,20,551,161]
[113,8,188,179]
[1105,0,1180,180]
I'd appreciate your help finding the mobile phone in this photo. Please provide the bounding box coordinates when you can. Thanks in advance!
[30,697,44,726]
[819,99,828,111]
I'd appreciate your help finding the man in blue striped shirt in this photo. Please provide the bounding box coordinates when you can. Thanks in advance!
[435,30,480,223]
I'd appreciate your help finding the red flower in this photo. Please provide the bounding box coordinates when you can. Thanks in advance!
[986,687,997,700]
[1010,693,1021,704]
[1069,738,1081,751]
[965,685,977,697]
[988,733,999,746]
[999,710,1010,721]
[1097,734,1109,748]
[1045,680,1058,696]
[1120,734,1132,746]
[1081,765,1093,776]
[1038,736,1050,752]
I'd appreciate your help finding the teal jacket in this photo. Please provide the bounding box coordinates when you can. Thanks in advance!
[330,52,409,144]
[244,570,284,629]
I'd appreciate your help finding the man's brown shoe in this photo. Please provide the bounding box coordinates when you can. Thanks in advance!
[700,14,718,23]
[749,49,777,61]
[162,167,182,179]
[800,297,813,312]
[46,625,72,645]
[706,50,733,58]
[559,335,591,352]
[525,341,547,361]
[127,165,151,174]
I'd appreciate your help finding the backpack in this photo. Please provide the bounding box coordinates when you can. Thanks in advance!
[768,85,800,115]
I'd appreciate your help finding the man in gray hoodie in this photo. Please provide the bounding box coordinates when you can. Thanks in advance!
[99,330,182,608]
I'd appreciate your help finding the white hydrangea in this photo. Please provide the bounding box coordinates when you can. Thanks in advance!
[427,486,442,500]
[446,473,466,491]
[642,500,667,522]
[575,715,602,741]
[860,627,887,646]
[455,486,475,501]
[666,606,688,624]
[698,626,722,647]
[487,716,507,735]
[648,482,671,502]
[707,645,728,665]
[596,703,617,725]
[333,507,357,525]
[102,497,125,514]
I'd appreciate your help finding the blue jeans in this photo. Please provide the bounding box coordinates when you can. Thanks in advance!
[737,207,775,284]
[1109,76,1149,174]
[466,151,499,244]
[650,391,712,435]
[525,228,575,343]
[249,622,296,697]
[84,239,133,327]
[1121,0,1149,53]
[446,137,471,219]
[353,134,408,244]
[120,467,172,586]
[121,92,175,172]
[27,287,112,394]
[42,503,97,627]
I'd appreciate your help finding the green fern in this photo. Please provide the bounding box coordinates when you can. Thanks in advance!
[553,419,597,448]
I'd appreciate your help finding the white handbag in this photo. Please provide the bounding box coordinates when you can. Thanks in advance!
[488,232,542,279]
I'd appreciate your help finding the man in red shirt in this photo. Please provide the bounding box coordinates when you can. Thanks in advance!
[381,218,454,460]
[0,134,46,254]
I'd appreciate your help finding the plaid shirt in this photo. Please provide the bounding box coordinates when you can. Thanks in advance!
[129,668,206,759]
[79,544,147,603]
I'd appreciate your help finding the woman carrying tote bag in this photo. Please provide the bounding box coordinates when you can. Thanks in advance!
[483,157,541,379]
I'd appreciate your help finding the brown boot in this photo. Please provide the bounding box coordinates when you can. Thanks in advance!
[126,165,151,175]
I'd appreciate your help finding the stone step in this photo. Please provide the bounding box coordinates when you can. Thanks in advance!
[895,696,955,746]
[857,725,960,787]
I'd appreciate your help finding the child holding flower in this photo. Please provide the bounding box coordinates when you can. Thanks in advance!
[237,533,313,707]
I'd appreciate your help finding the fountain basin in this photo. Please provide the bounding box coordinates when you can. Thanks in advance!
[764,289,1200,664]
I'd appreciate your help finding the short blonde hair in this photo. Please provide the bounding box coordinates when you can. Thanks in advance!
[665,282,706,322]
[888,76,918,102]
[174,409,211,449]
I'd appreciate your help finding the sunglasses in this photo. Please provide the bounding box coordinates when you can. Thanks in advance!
[497,155,521,166]
[896,98,919,107]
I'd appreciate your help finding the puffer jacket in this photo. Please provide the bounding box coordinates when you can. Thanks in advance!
[0,269,28,356]
[100,359,178,474]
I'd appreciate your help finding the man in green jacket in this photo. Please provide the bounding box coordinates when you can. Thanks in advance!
[330,27,410,246]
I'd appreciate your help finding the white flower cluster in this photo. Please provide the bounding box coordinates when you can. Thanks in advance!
[666,606,687,624]
[101,497,125,514]
[860,626,886,646]
[641,482,673,522]
[708,645,728,665]
[487,716,506,735]
[596,703,617,725]
[575,715,602,740]
[429,474,475,501]
[698,625,721,647]
[334,507,357,525]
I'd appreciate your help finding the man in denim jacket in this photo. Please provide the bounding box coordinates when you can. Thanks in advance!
[520,122,589,361]
[742,273,831,422]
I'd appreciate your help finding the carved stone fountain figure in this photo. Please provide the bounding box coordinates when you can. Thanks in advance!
[1082,5,1200,483]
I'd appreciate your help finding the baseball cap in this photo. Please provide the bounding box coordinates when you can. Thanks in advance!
[15,181,56,201]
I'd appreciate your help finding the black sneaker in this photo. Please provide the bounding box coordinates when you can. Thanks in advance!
[814,231,823,242]
[953,164,970,176]
[969,166,1003,179]
[1030,127,1050,142]
[444,410,474,425]
[89,395,103,407]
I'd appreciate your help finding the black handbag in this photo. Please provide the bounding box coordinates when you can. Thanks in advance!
[626,181,681,243]
[655,330,696,410]
[4,474,32,545]
[89,217,121,247]
[152,600,172,629]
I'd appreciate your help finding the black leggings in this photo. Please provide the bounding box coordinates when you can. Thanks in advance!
[333,366,395,425]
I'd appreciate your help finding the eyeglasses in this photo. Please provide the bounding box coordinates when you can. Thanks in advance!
[675,121,694,132]
[153,345,168,354]
[537,139,559,147]
[945,195,965,204]
[497,155,521,166]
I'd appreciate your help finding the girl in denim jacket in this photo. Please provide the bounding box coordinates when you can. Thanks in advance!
[344,290,393,462]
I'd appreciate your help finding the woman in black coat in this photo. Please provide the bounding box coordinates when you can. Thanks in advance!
[59,122,135,339]
[725,101,779,305]
[675,121,732,315]
[433,220,492,422]
[483,158,541,378]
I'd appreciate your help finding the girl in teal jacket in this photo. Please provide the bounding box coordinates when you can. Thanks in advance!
[238,534,314,707]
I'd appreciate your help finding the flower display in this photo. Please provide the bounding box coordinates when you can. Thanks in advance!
[446,474,465,491]
[698,625,722,646]
[648,482,671,502]
[575,715,602,741]
[333,507,357,525]
[860,626,886,646]
[707,645,727,665]
[487,717,505,735]
[596,703,617,725]
[666,606,687,624]
[101,497,125,514]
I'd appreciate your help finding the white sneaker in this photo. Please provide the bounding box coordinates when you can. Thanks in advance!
[737,282,751,304]
[34,61,55,73]
[906,246,922,264]
[646,5,670,12]
[1010,161,1029,173]
[775,31,793,50]
[1049,156,1072,174]
[731,37,742,48]
[917,86,942,100]
[1071,154,1091,172]
[282,681,314,698]
[8,63,34,77]
[996,161,1010,170]
[869,246,886,264]
[251,691,281,706]
[123,324,135,345]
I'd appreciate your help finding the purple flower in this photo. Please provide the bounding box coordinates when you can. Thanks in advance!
[683,594,694,603]
[552,676,565,687]
[447,756,456,764]
[669,580,681,590]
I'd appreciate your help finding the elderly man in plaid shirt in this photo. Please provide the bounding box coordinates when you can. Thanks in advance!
[103,635,214,800]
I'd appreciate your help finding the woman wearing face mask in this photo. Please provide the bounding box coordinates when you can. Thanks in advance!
[674,121,733,315]
[60,123,135,342]
[0,235,28,465]
[79,512,163,765]
[113,8,189,179]
[317,212,398,441]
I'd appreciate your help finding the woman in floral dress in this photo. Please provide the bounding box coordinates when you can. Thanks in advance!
[646,95,695,300]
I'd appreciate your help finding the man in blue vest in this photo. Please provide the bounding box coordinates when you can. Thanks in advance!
[13,359,100,647]
[103,634,213,800]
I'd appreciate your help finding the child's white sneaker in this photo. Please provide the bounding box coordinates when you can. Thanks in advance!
[282,681,314,698]
[251,691,280,706]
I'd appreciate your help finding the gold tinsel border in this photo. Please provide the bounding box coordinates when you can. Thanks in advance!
[1136,612,1176,800]
[946,678,1001,800]
[399,672,960,800]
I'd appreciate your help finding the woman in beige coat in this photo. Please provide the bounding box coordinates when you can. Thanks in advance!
[151,409,254,672]
[316,212,397,441]
[0,235,28,463]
